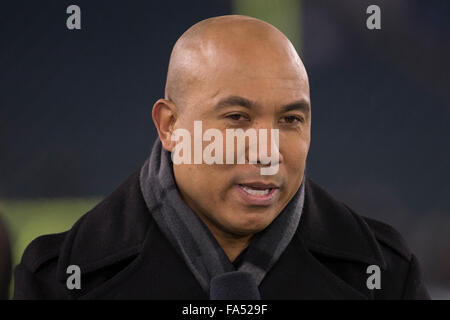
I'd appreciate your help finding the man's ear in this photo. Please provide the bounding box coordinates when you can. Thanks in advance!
[152,99,178,151]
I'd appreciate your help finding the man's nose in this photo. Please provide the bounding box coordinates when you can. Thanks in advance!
[246,121,282,167]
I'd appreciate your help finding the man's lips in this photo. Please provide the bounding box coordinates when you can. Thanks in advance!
[235,182,280,206]
[238,181,279,189]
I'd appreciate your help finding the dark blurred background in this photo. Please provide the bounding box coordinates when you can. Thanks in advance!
[1,0,449,298]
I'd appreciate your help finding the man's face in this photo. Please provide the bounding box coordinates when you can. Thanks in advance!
[171,40,311,238]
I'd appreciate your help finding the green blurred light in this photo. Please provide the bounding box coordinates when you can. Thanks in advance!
[232,0,302,51]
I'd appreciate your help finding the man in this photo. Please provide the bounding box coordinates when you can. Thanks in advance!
[14,15,429,299]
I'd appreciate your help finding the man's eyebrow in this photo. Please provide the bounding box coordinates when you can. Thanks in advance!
[215,95,256,110]
[214,95,311,115]
[281,100,311,114]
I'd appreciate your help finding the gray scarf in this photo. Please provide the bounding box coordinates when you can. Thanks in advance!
[139,138,305,297]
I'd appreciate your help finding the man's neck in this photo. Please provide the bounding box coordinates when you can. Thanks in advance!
[215,232,252,263]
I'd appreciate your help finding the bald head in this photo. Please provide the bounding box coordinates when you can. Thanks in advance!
[165,15,308,107]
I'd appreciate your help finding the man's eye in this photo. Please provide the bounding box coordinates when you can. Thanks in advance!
[226,114,248,121]
[280,115,303,124]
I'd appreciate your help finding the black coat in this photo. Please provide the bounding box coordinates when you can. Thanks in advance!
[13,170,430,299]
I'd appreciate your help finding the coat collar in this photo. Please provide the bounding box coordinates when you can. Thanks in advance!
[298,178,387,269]
[56,168,387,283]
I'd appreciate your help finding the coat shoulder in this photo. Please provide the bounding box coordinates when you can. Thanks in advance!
[20,231,67,273]
[14,168,150,299]
[361,215,411,262]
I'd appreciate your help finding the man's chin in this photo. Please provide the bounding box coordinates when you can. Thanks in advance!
[225,215,275,236]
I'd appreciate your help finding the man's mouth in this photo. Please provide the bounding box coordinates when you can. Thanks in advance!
[239,185,272,196]
[235,182,280,206]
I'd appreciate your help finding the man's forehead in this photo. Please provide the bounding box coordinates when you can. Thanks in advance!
[194,80,310,117]
[205,59,309,97]
[189,60,310,115]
